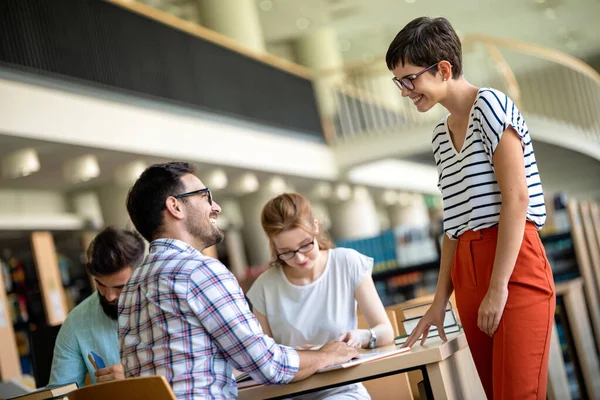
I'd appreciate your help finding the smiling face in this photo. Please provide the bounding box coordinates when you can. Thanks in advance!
[180,174,224,248]
[391,62,447,113]
[273,226,320,271]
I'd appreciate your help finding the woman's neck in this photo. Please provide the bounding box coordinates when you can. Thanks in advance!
[283,249,328,285]
[440,78,480,122]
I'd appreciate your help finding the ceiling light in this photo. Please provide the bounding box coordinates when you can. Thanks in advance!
[382,190,399,205]
[266,175,287,194]
[353,186,370,201]
[296,18,310,30]
[63,154,100,184]
[405,0,416,4]
[205,168,228,191]
[259,0,273,11]
[534,0,546,3]
[2,148,40,179]
[311,182,333,199]
[232,173,259,195]
[114,160,148,186]
[334,183,352,201]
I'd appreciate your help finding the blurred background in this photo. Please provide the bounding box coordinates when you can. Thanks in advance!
[0,0,599,397]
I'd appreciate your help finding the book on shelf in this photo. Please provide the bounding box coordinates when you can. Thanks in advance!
[6,382,78,400]
[396,301,453,322]
[402,308,458,336]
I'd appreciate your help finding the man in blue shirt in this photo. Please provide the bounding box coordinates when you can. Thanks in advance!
[47,227,145,388]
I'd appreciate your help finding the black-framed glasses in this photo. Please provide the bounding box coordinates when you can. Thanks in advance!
[173,187,212,205]
[277,238,315,261]
[392,63,439,91]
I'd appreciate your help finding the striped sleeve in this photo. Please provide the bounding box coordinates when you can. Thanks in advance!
[475,89,529,161]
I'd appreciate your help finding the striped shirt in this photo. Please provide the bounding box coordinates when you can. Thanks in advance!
[432,88,546,239]
[118,239,299,399]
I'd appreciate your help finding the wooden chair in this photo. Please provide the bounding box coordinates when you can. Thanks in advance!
[358,309,413,400]
[67,376,176,400]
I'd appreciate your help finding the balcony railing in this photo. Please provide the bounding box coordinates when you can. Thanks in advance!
[316,35,600,146]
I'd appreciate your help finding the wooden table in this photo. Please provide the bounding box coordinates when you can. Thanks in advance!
[238,333,485,400]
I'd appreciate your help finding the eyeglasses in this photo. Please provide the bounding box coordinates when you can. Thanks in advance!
[173,187,212,205]
[277,238,315,261]
[392,63,439,91]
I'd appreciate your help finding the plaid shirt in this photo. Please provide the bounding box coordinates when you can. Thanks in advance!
[118,239,299,399]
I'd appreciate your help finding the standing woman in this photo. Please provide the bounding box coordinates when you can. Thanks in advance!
[247,193,394,399]
[385,17,555,399]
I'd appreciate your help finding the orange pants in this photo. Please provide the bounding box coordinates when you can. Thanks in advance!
[451,222,556,400]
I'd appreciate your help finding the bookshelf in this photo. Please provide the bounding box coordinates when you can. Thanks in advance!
[336,228,440,306]
[0,230,92,378]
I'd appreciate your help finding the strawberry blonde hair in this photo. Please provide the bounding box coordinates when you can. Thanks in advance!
[261,193,334,267]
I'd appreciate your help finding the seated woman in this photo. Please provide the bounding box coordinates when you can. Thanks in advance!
[247,193,394,399]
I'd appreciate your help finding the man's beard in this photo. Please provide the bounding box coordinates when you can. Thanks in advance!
[98,291,118,320]
[186,213,225,249]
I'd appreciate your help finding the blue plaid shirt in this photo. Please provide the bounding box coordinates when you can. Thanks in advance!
[118,239,299,399]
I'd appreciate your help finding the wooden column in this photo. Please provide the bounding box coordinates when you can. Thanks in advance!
[30,232,68,326]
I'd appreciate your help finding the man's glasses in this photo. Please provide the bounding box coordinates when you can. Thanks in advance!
[173,187,212,205]
[277,238,315,261]
[392,63,439,91]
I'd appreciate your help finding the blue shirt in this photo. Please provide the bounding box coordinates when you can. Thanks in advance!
[48,291,119,388]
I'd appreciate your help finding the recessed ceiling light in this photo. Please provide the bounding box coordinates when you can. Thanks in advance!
[296,17,310,30]
[259,0,273,11]
[534,0,546,3]
[405,0,416,4]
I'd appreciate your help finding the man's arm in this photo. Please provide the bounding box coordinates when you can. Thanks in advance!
[187,261,357,385]
[291,342,358,382]
[47,322,87,388]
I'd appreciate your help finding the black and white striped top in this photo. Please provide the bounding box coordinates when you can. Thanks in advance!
[432,88,546,239]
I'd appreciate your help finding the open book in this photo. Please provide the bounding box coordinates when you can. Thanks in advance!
[6,382,78,400]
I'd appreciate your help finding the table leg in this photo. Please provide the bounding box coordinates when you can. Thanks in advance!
[425,346,485,399]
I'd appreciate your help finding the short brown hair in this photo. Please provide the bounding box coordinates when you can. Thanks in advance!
[386,17,463,79]
[261,193,333,267]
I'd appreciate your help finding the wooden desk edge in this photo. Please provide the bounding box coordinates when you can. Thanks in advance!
[239,333,468,400]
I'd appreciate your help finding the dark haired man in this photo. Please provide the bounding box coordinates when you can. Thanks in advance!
[121,162,358,399]
[48,227,144,388]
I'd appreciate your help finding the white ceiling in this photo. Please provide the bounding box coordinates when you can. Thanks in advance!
[254,0,600,63]
[0,134,328,196]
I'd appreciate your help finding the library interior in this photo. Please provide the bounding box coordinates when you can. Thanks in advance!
[1,0,600,399]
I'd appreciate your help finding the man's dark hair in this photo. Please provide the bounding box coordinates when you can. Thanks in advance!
[86,227,145,277]
[386,17,463,79]
[126,162,196,242]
